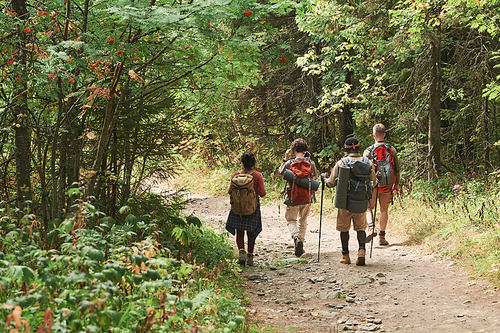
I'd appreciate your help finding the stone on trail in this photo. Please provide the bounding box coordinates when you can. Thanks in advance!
[314,310,337,318]
[356,277,373,285]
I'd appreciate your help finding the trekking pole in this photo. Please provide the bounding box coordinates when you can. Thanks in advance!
[317,179,325,262]
[369,187,379,258]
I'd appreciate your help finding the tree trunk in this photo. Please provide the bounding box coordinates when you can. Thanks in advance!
[86,62,123,197]
[57,105,70,214]
[338,71,353,149]
[483,96,491,170]
[428,36,442,179]
[51,80,65,218]
[121,128,138,206]
[110,128,118,218]
[12,0,32,215]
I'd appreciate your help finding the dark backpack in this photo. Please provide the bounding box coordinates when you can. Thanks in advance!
[230,171,257,217]
[367,144,397,192]
[285,159,314,206]
[342,157,373,213]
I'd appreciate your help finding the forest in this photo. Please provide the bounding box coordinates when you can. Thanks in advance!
[1,0,500,332]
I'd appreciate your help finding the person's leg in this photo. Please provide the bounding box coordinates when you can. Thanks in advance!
[337,209,352,264]
[357,230,366,249]
[286,205,305,257]
[236,229,245,250]
[366,187,377,224]
[291,204,310,257]
[356,230,366,266]
[246,231,255,266]
[353,212,368,266]
[285,206,300,239]
[236,230,246,266]
[365,188,378,243]
[247,231,255,254]
[378,191,392,245]
[297,204,311,242]
[379,212,388,232]
[340,231,350,254]
[340,231,351,264]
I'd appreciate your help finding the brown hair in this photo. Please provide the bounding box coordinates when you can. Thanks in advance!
[373,123,386,135]
[291,138,308,153]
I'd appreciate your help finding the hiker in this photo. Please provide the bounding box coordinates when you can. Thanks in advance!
[226,151,267,266]
[364,124,400,246]
[279,138,319,257]
[321,137,376,266]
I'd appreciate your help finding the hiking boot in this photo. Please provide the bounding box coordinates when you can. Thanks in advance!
[379,235,389,246]
[238,249,247,266]
[294,237,305,257]
[365,228,378,244]
[340,254,351,264]
[356,249,366,266]
[246,253,254,266]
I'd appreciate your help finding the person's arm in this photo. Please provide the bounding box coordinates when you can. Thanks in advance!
[254,172,267,197]
[369,163,377,184]
[310,161,319,178]
[391,146,401,192]
[278,149,293,175]
[325,162,340,188]
[363,147,371,159]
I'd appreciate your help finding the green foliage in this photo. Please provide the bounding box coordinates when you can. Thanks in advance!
[0,201,248,332]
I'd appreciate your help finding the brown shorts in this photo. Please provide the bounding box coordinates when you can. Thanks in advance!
[336,209,367,232]
[369,188,393,213]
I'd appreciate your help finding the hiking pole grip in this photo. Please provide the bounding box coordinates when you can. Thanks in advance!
[318,179,325,262]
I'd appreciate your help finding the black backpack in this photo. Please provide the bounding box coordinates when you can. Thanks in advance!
[341,157,373,213]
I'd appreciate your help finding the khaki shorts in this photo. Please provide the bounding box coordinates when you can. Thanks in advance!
[336,209,367,232]
[369,188,393,213]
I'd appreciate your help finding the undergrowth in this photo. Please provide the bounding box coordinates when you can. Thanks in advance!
[391,177,500,288]
[0,189,252,332]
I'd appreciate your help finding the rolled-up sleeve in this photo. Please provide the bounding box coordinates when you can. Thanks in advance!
[326,161,341,188]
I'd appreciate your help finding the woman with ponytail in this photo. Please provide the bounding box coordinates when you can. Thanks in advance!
[226,152,267,266]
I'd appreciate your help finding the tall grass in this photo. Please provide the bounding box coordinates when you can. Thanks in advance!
[391,177,500,287]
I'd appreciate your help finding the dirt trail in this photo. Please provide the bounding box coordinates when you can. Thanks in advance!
[183,193,500,333]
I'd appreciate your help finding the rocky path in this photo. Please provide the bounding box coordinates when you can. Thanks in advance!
[184,194,500,333]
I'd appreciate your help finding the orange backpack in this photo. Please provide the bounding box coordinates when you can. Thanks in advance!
[285,160,314,205]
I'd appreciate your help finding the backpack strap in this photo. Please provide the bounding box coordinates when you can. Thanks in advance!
[366,145,375,160]
[383,144,398,176]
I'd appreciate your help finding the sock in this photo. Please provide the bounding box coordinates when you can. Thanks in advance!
[340,232,349,254]
[357,230,366,250]
[380,230,386,236]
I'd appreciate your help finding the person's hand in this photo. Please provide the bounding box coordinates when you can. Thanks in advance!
[284,149,292,160]
[321,173,327,183]
[393,184,400,193]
